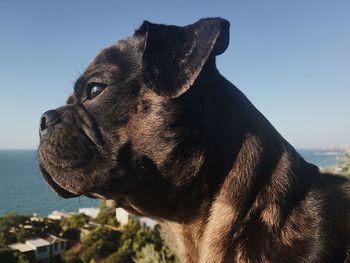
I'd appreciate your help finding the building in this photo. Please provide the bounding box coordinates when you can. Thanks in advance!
[8,235,67,263]
[115,208,156,227]
[47,210,71,220]
[9,238,50,263]
[45,235,67,261]
[116,207,135,226]
[26,239,51,263]
[8,242,36,262]
[78,207,100,218]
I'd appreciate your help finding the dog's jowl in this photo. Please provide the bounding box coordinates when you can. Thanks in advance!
[38,18,350,262]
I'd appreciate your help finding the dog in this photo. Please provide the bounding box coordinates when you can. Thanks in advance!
[38,18,350,262]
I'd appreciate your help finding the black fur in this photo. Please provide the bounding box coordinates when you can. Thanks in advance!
[38,18,350,262]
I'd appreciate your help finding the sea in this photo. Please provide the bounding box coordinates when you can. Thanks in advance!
[0,149,343,217]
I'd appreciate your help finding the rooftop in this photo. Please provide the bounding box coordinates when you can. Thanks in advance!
[44,234,67,244]
[26,238,50,248]
[78,207,100,218]
[9,243,34,253]
[48,210,71,217]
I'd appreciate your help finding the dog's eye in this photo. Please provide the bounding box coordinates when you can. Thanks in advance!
[86,83,107,100]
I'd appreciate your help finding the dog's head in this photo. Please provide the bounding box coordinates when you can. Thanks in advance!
[38,18,230,218]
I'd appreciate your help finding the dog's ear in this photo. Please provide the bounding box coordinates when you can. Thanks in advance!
[135,18,230,98]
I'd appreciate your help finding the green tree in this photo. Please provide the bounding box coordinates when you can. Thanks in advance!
[61,214,90,230]
[101,240,133,263]
[62,249,83,263]
[60,213,90,241]
[153,225,179,263]
[102,221,178,263]
[62,228,81,241]
[101,220,160,263]
[0,212,31,244]
[0,212,65,245]
[94,201,120,227]
[0,245,30,263]
[31,218,62,237]
[80,226,121,262]
[134,244,163,263]
[120,220,147,260]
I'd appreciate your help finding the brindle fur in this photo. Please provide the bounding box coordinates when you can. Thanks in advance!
[38,18,350,262]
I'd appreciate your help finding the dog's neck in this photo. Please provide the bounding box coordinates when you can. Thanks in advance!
[160,63,318,262]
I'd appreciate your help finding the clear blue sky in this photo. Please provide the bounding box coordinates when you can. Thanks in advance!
[0,0,349,149]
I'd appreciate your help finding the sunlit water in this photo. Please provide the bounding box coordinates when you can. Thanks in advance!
[0,149,341,216]
[0,150,98,216]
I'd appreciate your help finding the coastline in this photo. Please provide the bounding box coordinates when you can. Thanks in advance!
[0,148,348,217]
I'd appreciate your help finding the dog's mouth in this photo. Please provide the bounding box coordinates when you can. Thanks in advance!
[39,164,79,198]
[38,104,109,199]
[39,162,116,200]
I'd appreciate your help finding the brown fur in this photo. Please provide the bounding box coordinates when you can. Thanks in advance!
[38,18,350,262]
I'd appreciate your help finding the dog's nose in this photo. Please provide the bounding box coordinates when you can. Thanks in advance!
[40,110,62,132]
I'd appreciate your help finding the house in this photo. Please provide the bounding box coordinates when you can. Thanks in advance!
[44,234,67,261]
[78,207,100,218]
[115,208,156,227]
[47,210,71,220]
[116,207,136,226]
[9,238,50,263]
[8,242,36,262]
[26,239,51,263]
[8,235,67,263]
